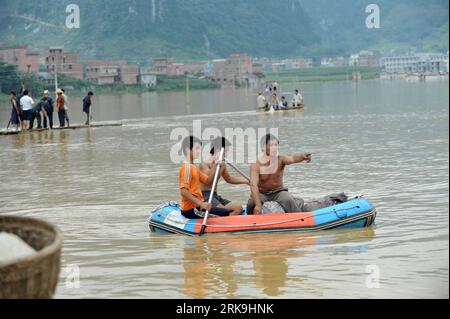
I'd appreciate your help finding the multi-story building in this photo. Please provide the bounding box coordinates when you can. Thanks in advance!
[44,46,83,80]
[225,53,253,77]
[118,61,139,84]
[350,51,380,68]
[0,46,40,73]
[381,53,449,73]
[153,58,173,75]
[85,60,139,85]
[85,60,119,85]
[210,59,227,84]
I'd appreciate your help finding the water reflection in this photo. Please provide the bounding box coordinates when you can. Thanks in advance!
[182,228,375,298]
[86,127,94,143]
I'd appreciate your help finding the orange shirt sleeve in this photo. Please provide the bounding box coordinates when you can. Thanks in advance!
[199,171,209,185]
[179,164,191,189]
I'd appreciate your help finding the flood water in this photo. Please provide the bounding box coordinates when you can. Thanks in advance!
[0,79,448,298]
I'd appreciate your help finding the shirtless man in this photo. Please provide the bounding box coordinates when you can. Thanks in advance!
[200,137,249,216]
[247,134,311,215]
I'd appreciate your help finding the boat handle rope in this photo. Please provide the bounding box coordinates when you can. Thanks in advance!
[157,204,362,229]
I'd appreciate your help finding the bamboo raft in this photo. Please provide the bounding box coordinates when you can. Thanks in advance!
[0,121,123,136]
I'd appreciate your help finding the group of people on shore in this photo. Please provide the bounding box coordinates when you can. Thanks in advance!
[8,89,95,132]
[257,89,304,111]
[178,135,312,219]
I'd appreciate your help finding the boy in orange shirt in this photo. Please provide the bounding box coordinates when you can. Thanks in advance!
[180,136,230,219]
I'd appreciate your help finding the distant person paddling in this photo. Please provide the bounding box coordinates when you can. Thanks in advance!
[83,92,94,125]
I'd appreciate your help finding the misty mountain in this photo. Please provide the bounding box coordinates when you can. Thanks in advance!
[0,0,448,62]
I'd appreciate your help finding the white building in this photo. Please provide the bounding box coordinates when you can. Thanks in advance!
[381,53,448,74]
[139,68,157,87]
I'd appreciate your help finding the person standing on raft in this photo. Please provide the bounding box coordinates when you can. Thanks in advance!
[247,134,312,215]
[56,88,66,128]
[83,91,94,125]
[9,91,21,131]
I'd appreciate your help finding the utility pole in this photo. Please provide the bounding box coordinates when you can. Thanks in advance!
[186,74,190,113]
[54,54,58,95]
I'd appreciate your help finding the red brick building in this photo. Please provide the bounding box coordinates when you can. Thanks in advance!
[0,46,40,73]
[44,46,84,80]
[85,60,139,85]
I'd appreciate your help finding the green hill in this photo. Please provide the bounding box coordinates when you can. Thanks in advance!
[300,0,449,55]
[0,0,448,62]
[0,0,319,62]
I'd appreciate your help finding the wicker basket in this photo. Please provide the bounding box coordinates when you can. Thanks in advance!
[0,215,63,299]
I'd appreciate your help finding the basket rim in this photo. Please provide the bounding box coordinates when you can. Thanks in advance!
[0,215,63,269]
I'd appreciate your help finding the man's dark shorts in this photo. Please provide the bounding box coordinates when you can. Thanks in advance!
[181,206,230,219]
[202,191,231,207]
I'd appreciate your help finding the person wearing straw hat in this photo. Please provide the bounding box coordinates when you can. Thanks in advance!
[56,88,66,128]
[42,90,54,129]
[61,88,70,127]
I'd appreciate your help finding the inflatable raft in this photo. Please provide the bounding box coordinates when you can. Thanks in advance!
[148,197,376,236]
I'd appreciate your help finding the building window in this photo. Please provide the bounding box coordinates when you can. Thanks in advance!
[68,64,72,70]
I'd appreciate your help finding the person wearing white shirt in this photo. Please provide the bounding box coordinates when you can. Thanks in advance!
[292,89,303,107]
[19,90,34,130]
[257,92,268,110]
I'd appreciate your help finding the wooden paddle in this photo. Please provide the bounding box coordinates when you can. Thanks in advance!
[200,147,225,236]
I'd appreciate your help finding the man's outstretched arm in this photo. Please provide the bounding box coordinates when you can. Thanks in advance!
[281,154,312,165]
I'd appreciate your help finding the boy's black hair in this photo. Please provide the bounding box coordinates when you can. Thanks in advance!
[88,91,94,96]
[23,90,29,95]
[182,136,202,155]
[261,133,279,147]
[210,136,231,155]
[10,91,16,96]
